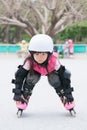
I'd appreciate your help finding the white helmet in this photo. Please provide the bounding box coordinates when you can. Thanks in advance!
[22,40,26,44]
[28,34,53,53]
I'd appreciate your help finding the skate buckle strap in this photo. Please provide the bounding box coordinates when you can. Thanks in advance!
[12,79,16,84]
[11,79,21,85]
[12,88,21,94]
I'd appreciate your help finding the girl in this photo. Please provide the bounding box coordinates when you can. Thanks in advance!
[12,34,75,117]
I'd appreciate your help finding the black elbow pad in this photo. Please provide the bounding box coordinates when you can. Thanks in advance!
[12,65,28,89]
[15,65,28,79]
[57,65,65,75]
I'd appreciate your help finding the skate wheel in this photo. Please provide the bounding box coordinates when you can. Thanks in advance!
[69,109,76,117]
[17,109,23,118]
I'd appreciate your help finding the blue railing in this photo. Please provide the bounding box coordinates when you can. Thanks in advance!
[54,44,87,53]
[0,44,87,53]
[0,44,21,53]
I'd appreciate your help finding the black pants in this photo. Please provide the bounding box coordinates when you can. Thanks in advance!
[23,70,70,97]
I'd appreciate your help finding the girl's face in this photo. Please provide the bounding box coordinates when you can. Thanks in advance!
[33,52,48,64]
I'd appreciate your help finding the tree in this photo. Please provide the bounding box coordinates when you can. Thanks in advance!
[0,0,87,40]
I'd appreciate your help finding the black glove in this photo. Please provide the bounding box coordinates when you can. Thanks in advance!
[23,88,31,99]
[65,94,74,103]
[13,94,22,101]
[64,87,74,102]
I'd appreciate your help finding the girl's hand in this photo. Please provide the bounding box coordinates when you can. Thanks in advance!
[16,101,21,105]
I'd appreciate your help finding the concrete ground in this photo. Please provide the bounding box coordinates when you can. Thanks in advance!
[0,53,87,130]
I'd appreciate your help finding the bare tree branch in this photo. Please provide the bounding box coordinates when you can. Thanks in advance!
[0,0,87,38]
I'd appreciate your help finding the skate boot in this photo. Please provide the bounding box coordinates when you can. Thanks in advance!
[58,88,76,116]
[60,95,76,116]
[16,96,30,118]
[16,102,27,117]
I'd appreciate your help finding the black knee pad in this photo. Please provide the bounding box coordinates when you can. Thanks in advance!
[48,71,61,89]
[23,71,41,96]
[25,71,41,86]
